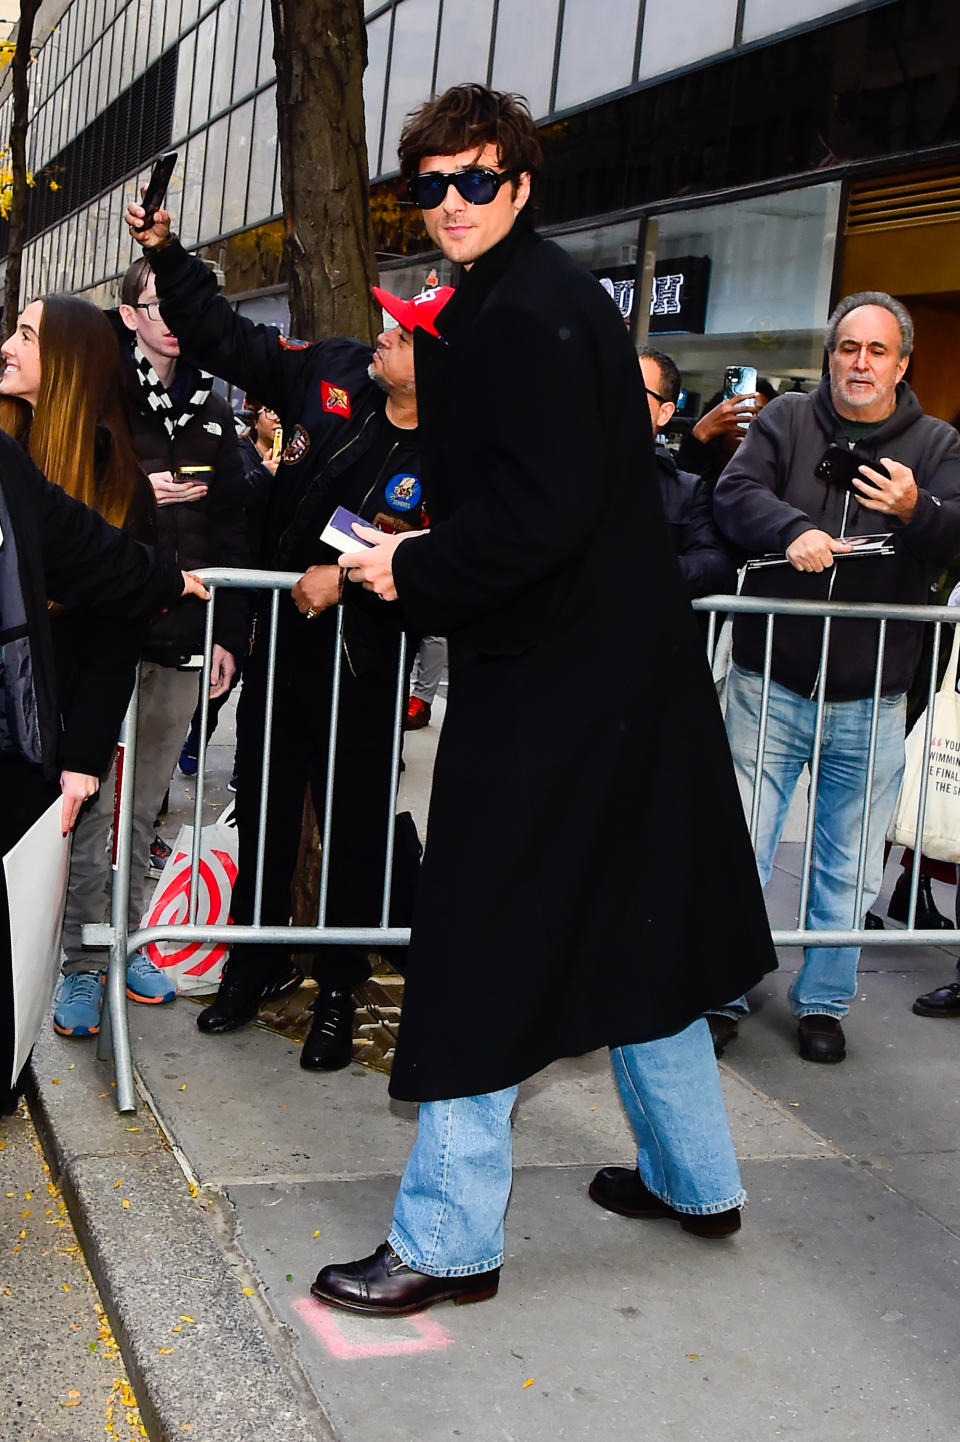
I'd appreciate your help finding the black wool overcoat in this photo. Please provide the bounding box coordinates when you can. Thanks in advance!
[389,218,776,1103]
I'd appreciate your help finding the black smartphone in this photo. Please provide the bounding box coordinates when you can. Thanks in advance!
[815,444,889,492]
[135,150,178,231]
[175,465,213,483]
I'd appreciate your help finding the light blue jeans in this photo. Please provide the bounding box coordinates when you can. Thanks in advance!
[723,664,906,1019]
[388,1019,745,1277]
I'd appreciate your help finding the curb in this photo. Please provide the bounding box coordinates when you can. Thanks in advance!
[27,1026,335,1442]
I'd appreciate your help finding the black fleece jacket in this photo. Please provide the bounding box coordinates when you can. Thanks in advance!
[655,448,735,599]
[713,378,960,699]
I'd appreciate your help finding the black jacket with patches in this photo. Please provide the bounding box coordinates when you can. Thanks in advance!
[713,377,960,699]
[146,240,430,572]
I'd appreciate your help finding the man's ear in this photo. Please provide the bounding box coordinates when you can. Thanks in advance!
[514,171,532,212]
[118,303,138,334]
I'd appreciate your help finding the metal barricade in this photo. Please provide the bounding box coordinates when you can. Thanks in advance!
[85,570,410,1112]
[695,592,960,951]
[87,577,960,1111]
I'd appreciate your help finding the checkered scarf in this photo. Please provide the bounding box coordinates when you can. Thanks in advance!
[132,345,214,439]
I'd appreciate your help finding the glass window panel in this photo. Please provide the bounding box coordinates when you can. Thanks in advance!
[171,28,195,141]
[118,9,137,91]
[555,0,638,111]
[179,133,206,249]
[164,145,186,233]
[222,100,252,232]
[210,0,238,114]
[364,11,390,175]
[83,0,96,51]
[164,0,184,47]
[365,0,385,13]
[257,0,275,85]
[647,183,843,395]
[246,85,277,224]
[232,0,263,102]
[85,37,103,119]
[180,0,202,29]
[108,14,125,96]
[491,0,558,119]
[743,0,859,43]
[147,0,166,65]
[380,0,440,176]
[199,113,228,241]
[190,12,217,132]
[435,0,493,92]
[637,0,737,81]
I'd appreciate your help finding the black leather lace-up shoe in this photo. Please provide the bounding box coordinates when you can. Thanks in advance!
[913,981,960,1017]
[196,961,302,1034]
[796,1014,845,1062]
[311,1242,500,1316]
[588,1167,742,1238]
[300,987,356,1070]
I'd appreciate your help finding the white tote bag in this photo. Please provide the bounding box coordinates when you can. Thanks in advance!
[139,823,238,994]
[887,625,960,861]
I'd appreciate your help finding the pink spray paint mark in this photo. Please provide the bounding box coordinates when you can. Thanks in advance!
[292,1297,455,1358]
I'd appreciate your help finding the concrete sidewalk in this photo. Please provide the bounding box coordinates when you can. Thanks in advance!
[27,694,960,1442]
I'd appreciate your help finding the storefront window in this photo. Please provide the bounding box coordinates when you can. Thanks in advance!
[640,182,842,424]
[553,219,643,325]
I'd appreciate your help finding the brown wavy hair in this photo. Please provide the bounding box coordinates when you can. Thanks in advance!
[398,84,542,191]
[0,294,144,527]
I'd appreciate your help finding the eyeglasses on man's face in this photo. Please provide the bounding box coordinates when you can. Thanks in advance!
[408,167,518,210]
[133,300,162,321]
[645,386,667,406]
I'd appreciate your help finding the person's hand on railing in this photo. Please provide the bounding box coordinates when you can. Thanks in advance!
[291,565,343,618]
[180,571,211,601]
[125,195,173,250]
[60,770,99,836]
[854,457,919,522]
[785,529,853,573]
[338,526,427,602]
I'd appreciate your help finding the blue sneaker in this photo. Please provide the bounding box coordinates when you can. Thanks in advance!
[53,971,104,1037]
[126,951,177,1004]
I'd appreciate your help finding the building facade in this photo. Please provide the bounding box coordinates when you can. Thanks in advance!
[2,0,960,417]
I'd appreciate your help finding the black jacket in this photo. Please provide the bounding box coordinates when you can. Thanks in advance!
[107,311,251,664]
[654,448,735,599]
[0,433,182,779]
[386,217,775,1103]
[713,378,960,699]
[147,238,432,672]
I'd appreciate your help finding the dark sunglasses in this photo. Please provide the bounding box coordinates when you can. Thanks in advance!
[408,167,518,210]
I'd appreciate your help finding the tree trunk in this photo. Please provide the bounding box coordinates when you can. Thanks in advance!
[270,0,380,344]
[270,0,381,938]
[4,0,40,337]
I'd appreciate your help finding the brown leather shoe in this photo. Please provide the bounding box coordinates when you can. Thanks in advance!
[310,1242,500,1316]
[588,1167,741,1238]
[796,1014,845,1063]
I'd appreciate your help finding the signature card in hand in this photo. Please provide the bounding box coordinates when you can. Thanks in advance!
[320,506,380,554]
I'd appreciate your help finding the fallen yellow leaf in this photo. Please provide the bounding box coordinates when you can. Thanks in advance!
[522,1378,534,1389]
[114,1180,124,1189]
[180,1314,195,1324]
[158,1347,174,1355]
[122,1200,130,1210]
[179,1084,187,1091]
[686,1353,700,1361]
[313,1230,320,1238]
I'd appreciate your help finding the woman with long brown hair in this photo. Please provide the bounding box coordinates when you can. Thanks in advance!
[0,293,182,1036]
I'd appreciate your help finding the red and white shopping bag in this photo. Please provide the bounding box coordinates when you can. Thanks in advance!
[140,824,238,994]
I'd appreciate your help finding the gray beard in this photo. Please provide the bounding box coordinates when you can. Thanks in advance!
[368,362,389,394]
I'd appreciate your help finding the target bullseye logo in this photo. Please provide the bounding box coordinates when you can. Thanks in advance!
[144,846,238,977]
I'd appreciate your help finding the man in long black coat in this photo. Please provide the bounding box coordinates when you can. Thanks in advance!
[311,85,776,1317]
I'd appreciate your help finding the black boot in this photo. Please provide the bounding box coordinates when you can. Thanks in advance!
[300,988,355,1070]
[197,958,302,1034]
[887,872,952,928]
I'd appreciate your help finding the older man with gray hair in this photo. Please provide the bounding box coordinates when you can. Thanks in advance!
[710,290,960,1064]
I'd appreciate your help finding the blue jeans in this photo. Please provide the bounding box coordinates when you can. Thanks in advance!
[723,665,906,1019]
[387,1019,745,1277]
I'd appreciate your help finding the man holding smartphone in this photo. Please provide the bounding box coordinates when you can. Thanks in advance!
[710,291,960,1064]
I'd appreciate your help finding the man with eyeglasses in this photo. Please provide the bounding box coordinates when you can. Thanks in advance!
[639,346,734,602]
[309,83,775,1318]
[53,258,250,1034]
[124,193,451,1073]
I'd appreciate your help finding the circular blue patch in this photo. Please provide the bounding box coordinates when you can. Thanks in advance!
[385,473,421,512]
